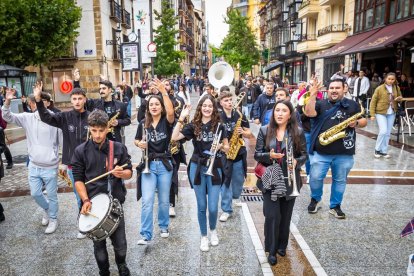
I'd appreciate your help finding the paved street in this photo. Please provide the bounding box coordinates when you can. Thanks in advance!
[1,92,414,275]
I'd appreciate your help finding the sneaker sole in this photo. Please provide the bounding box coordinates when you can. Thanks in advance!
[329,209,346,219]
[308,204,319,214]
[137,241,148,245]
[160,234,170,238]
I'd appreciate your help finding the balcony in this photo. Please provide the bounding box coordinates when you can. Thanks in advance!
[122,9,131,29]
[317,24,349,48]
[319,0,344,6]
[109,0,122,23]
[298,0,320,19]
[296,34,318,52]
[51,41,78,61]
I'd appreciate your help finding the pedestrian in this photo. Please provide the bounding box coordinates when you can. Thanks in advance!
[71,109,132,276]
[0,106,13,169]
[122,81,133,117]
[3,86,62,234]
[353,70,370,105]
[134,79,175,244]
[370,72,403,158]
[177,83,190,105]
[199,76,205,96]
[305,78,367,219]
[240,78,259,120]
[254,100,307,265]
[399,74,411,98]
[171,95,229,252]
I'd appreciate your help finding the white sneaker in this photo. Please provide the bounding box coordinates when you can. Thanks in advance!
[137,237,150,245]
[77,232,87,239]
[219,212,231,222]
[210,230,219,246]
[41,209,49,226]
[160,229,170,238]
[45,219,58,234]
[233,199,242,207]
[200,236,209,252]
[169,206,176,217]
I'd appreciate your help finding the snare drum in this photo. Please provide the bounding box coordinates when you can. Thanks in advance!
[78,193,123,242]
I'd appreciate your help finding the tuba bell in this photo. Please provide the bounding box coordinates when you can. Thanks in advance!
[208,61,235,90]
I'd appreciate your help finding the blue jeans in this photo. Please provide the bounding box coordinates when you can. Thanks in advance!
[247,103,253,119]
[28,164,59,219]
[304,131,311,175]
[67,168,82,209]
[221,159,245,213]
[140,160,173,240]
[309,152,354,209]
[375,113,395,154]
[189,162,221,236]
[127,101,132,118]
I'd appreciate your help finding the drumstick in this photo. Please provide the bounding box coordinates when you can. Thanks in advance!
[87,212,99,218]
[85,164,128,185]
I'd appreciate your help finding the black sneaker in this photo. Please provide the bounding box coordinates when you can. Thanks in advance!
[374,150,382,158]
[329,205,346,219]
[308,198,319,214]
[118,263,130,276]
[6,163,13,169]
[0,212,5,223]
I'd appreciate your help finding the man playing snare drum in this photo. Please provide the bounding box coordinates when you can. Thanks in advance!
[71,110,133,276]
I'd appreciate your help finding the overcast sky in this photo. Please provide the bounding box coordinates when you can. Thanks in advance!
[205,0,232,47]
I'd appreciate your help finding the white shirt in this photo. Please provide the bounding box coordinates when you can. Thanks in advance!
[290,89,300,108]
[353,76,370,97]
[177,90,191,105]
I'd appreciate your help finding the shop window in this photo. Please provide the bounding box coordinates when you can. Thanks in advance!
[374,5,385,26]
[365,8,374,28]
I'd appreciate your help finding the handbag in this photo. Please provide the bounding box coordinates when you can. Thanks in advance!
[254,162,267,178]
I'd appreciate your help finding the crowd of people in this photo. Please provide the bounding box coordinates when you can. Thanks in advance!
[0,64,406,274]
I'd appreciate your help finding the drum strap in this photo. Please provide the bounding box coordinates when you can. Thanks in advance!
[107,140,115,193]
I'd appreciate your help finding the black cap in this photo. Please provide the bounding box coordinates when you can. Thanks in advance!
[99,80,113,89]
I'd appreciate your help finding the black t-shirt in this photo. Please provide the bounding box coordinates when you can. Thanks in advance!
[220,111,249,159]
[181,121,227,159]
[314,98,361,155]
[135,116,174,154]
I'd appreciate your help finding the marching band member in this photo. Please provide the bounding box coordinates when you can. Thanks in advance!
[135,79,175,244]
[34,82,89,239]
[164,79,186,217]
[305,79,367,219]
[85,80,130,143]
[218,91,252,222]
[171,94,229,252]
[71,110,132,276]
[254,100,307,265]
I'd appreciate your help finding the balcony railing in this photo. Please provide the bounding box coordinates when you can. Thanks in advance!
[122,9,131,29]
[186,27,193,37]
[109,0,122,23]
[297,33,317,40]
[299,0,311,10]
[317,24,349,36]
[53,41,78,60]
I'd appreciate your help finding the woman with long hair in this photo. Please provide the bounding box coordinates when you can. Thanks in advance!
[254,100,307,266]
[171,94,229,252]
[370,72,403,158]
[177,83,190,105]
[134,79,175,244]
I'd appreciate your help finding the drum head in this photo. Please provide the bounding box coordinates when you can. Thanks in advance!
[78,194,111,232]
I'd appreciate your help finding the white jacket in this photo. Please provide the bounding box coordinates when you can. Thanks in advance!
[353,77,370,97]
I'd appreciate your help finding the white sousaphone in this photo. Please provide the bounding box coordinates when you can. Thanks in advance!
[208,61,235,90]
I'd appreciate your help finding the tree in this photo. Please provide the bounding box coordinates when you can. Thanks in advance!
[212,9,260,74]
[0,0,81,68]
[153,0,184,77]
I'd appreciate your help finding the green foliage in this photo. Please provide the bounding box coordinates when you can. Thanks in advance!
[0,0,82,68]
[153,0,184,77]
[213,9,260,73]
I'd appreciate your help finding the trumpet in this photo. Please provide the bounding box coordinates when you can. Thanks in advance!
[285,137,299,197]
[141,124,150,174]
[205,123,222,176]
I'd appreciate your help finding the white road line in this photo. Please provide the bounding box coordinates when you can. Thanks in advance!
[242,201,328,276]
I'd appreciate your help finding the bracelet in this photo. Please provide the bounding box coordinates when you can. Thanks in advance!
[177,119,184,125]
[83,198,91,204]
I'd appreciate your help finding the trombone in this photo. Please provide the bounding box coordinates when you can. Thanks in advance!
[205,123,222,176]
[141,124,150,174]
[285,137,299,197]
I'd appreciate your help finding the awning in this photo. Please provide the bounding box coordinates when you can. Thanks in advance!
[264,61,284,73]
[0,64,28,77]
[343,19,414,55]
[314,28,380,59]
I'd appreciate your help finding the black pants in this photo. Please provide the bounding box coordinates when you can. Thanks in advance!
[0,128,12,165]
[263,192,296,256]
[93,216,127,275]
[0,202,4,214]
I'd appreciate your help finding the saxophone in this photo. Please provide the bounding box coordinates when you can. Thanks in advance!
[318,104,365,146]
[108,112,120,135]
[226,92,246,160]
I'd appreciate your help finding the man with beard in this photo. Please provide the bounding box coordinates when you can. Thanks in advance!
[305,79,367,219]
